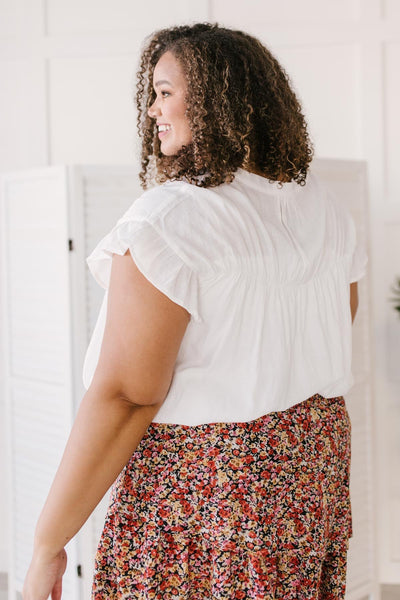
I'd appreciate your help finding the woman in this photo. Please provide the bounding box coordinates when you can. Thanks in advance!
[23,23,366,600]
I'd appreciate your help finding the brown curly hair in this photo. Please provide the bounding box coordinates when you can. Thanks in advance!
[136,23,313,189]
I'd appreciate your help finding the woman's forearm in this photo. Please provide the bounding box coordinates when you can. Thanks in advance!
[33,383,162,559]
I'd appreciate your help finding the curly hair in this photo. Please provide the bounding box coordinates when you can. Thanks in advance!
[136,23,313,189]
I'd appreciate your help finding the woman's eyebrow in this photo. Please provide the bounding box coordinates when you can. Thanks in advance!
[154,79,172,87]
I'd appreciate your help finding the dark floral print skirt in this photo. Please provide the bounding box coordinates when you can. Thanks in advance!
[92,394,352,599]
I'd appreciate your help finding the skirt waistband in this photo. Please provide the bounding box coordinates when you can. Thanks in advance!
[148,394,345,435]
[141,395,348,462]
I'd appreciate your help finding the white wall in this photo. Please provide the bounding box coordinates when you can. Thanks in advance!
[1,0,399,585]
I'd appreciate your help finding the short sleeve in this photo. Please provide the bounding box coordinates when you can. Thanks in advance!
[349,238,368,283]
[86,215,202,323]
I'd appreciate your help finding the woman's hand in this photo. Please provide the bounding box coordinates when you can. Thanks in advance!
[22,548,67,600]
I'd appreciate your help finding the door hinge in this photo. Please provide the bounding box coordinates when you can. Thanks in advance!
[68,239,74,251]
[77,564,82,577]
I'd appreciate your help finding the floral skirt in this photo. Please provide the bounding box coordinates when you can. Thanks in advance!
[92,394,352,599]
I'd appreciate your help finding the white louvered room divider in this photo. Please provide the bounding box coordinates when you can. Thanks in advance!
[1,160,375,600]
[312,159,376,600]
[0,165,142,600]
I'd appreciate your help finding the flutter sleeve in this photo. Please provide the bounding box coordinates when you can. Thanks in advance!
[86,212,202,323]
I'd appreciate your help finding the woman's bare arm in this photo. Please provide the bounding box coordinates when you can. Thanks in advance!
[23,249,190,599]
[350,281,359,323]
[32,387,164,559]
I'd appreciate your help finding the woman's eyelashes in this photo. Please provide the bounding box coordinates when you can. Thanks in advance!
[152,89,171,98]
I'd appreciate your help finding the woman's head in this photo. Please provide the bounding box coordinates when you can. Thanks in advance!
[136,23,313,188]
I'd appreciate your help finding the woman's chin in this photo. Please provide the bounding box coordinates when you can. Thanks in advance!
[160,139,192,157]
[160,145,181,157]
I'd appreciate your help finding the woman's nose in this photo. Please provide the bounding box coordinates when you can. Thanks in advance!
[148,99,159,119]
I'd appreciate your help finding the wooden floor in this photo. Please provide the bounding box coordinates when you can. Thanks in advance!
[0,573,6,600]
[382,585,400,600]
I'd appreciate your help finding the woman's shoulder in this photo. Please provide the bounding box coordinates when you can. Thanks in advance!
[119,180,197,225]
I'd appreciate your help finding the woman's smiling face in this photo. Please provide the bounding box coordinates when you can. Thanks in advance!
[148,51,193,156]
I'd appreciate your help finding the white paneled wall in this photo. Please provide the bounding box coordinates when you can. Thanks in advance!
[49,55,140,164]
[1,0,400,591]
[0,58,47,169]
[212,0,362,22]
[385,41,400,203]
[271,43,363,159]
[45,0,202,34]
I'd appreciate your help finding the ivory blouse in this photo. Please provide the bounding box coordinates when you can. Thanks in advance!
[82,167,367,426]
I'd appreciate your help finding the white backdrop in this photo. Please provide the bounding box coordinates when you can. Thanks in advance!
[0,0,399,587]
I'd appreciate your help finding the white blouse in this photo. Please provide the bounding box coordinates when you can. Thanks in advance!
[83,167,367,426]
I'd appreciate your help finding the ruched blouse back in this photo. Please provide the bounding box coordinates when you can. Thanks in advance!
[83,167,367,426]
